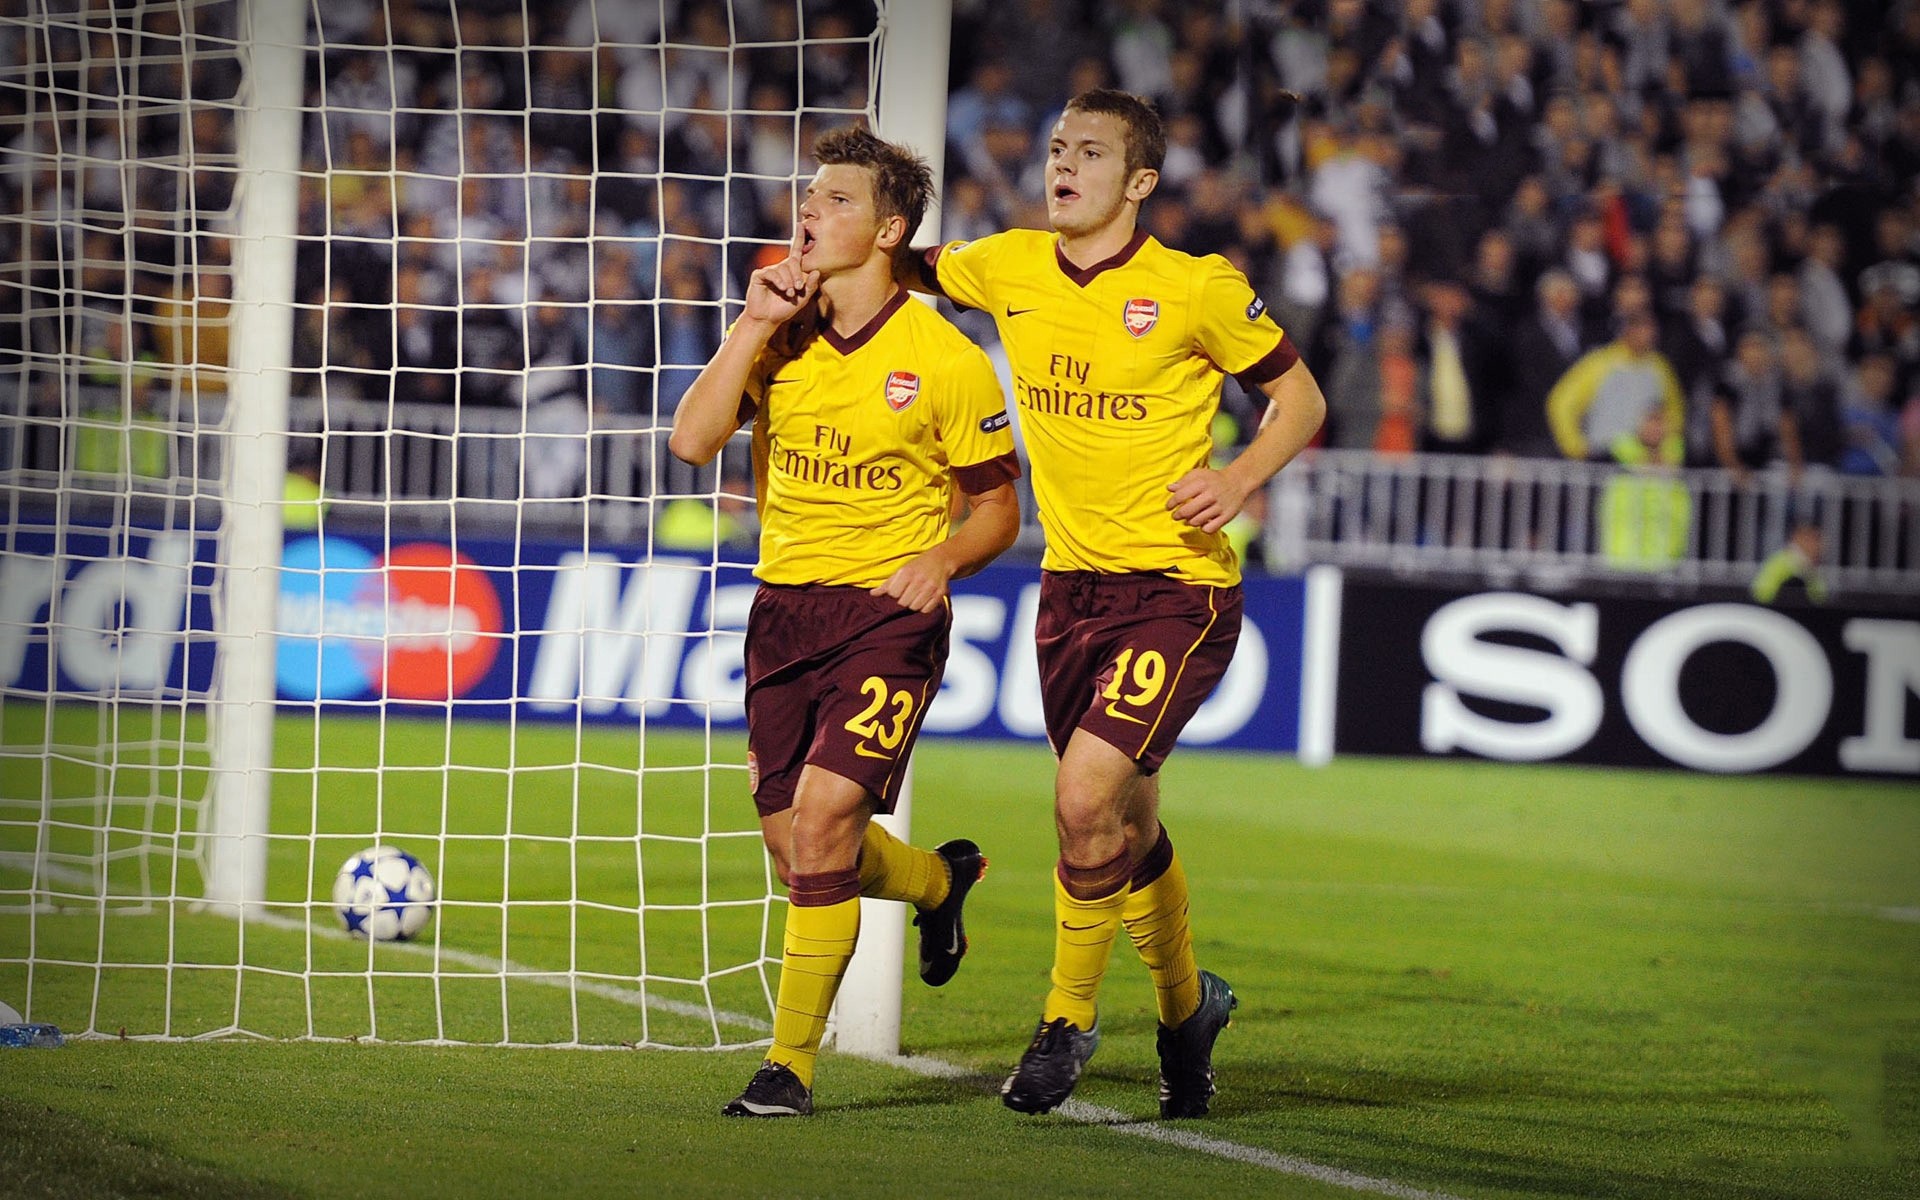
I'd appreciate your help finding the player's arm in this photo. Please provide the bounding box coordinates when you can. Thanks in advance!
[907,246,948,299]
[872,479,1020,613]
[905,237,998,309]
[667,246,819,466]
[1168,358,1328,535]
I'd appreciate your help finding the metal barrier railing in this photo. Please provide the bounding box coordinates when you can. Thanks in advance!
[1269,449,1920,597]
[8,391,1918,598]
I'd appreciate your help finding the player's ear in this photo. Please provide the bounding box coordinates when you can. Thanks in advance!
[875,212,908,254]
[1126,167,1158,204]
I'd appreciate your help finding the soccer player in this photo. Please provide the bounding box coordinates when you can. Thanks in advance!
[914,90,1327,1118]
[670,126,1022,1118]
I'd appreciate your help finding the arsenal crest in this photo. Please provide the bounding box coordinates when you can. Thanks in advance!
[1123,298,1159,338]
[884,370,921,411]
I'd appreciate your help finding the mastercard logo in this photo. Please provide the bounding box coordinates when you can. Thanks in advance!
[276,537,504,702]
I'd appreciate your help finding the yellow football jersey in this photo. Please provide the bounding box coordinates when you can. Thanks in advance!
[742,288,1019,589]
[930,229,1296,586]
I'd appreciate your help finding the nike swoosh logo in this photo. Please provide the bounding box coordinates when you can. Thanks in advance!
[854,743,893,760]
[1005,305,1036,317]
[1061,921,1104,932]
[1103,703,1149,726]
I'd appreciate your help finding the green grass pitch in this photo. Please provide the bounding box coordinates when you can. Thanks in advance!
[2,708,1916,1198]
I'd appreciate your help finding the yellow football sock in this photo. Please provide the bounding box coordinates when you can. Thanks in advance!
[1122,830,1201,1028]
[1042,851,1131,1031]
[855,822,950,910]
[765,872,861,1089]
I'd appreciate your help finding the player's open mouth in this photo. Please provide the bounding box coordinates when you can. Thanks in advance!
[1053,184,1079,203]
[800,229,816,251]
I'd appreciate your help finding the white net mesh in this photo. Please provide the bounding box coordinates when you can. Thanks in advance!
[1,0,904,1048]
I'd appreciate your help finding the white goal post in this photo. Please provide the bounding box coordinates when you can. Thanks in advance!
[0,0,953,1054]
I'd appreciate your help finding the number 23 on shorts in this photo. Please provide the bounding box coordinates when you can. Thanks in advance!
[844,676,918,760]
[1101,646,1167,724]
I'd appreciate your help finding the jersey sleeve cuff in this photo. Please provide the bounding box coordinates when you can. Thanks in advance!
[1235,333,1301,388]
[953,449,1021,494]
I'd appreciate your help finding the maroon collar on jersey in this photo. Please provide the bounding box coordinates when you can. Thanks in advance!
[1054,228,1149,287]
[822,287,910,355]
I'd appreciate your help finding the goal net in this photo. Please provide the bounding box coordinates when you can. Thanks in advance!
[0,0,950,1048]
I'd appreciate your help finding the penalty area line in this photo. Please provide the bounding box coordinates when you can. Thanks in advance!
[875,1052,1469,1200]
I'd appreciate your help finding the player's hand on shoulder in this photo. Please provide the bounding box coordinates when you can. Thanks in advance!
[745,251,820,326]
[1166,467,1250,535]
[871,552,954,613]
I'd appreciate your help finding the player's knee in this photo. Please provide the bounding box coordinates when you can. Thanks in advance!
[1054,787,1123,855]
[788,806,866,873]
[762,842,796,889]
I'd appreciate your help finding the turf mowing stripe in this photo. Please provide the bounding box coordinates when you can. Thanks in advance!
[879,1053,1468,1200]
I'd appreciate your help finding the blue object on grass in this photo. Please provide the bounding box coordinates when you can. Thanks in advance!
[0,1022,65,1048]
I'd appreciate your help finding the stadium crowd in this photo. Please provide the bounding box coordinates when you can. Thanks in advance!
[7,0,1920,490]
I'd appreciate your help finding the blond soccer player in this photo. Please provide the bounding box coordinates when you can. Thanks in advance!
[671,127,1022,1117]
[915,90,1327,1118]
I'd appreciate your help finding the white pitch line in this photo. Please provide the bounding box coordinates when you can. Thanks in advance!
[7,856,1459,1197]
[0,854,770,1035]
[237,906,774,1034]
[876,1053,1468,1200]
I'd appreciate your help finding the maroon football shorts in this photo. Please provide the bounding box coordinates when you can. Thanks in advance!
[744,583,950,817]
[1035,571,1243,775]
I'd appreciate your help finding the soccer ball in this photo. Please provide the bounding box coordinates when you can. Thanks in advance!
[332,845,435,941]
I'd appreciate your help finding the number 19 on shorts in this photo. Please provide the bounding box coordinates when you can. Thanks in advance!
[1101,647,1167,724]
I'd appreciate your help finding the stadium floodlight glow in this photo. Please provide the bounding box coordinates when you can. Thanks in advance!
[0,0,951,1055]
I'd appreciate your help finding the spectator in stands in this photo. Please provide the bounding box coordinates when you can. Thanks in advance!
[1500,269,1586,459]
[151,258,231,400]
[1595,402,1682,575]
[588,251,652,417]
[1799,223,1854,357]
[1838,353,1906,477]
[653,250,721,419]
[1310,266,1386,451]
[1413,277,1497,454]
[74,313,169,480]
[523,290,589,411]
[1751,520,1829,604]
[1662,275,1733,464]
[654,467,756,557]
[392,264,456,406]
[1276,211,1338,350]
[1503,175,1560,286]
[454,264,522,409]
[1309,117,1391,270]
[1850,274,1920,396]
[1779,325,1845,482]
[1563,207,1616,340]
[1467,228,1524,331]
[527,46,595,166]
[1646,213,1699,322]
[1547,307,1687,463]
[947,60,1032,154]
[1712,328,1786,485]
